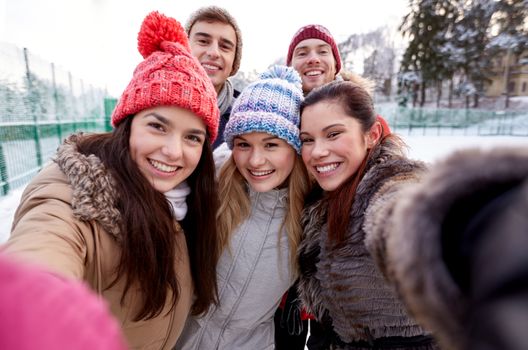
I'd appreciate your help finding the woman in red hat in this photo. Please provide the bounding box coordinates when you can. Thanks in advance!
[2,11,220,349]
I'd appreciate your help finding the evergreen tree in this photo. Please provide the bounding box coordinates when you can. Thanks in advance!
[487,0,528,107]
[454,0,496,108]
[400,0,460,106]
[362,27,398,99]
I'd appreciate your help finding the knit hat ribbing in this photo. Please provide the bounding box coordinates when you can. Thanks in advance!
[286,24,342,74]
[111,11,220,142]
[185,6,243,76]
[224,65,303,153]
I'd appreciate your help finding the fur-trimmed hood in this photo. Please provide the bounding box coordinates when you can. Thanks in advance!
[6,133,194,349]
[387,146,528,350]
[54,133,122,239]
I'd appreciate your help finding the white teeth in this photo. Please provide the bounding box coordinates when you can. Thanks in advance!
[316,163,339,173]
[149,159,178,173]
[202,64,219,70]
[250,169,274,176]
[305,70,322,76]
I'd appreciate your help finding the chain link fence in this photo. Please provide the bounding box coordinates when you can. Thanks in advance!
[2,41,527,198]
[377,104,528,137]
[0,42,114,197]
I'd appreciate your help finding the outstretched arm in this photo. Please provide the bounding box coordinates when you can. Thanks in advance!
[3,179,91,281]
[384,147,528,350]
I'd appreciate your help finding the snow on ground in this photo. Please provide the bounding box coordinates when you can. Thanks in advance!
[0,186,24,243]
[403,134,528,163]
[1,134,528,244]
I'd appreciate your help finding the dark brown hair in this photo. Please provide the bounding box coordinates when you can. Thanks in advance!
[300,81,381,243]
[76,117,219,320]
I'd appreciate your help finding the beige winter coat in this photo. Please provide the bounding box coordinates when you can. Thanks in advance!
[2,137,193,349]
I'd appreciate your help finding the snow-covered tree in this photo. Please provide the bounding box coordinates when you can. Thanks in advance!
[361,27,399,98]
[397,70,422,107]
[400,0,460,106]
[487,0,528,107]
[339,26,399,99]
[230,70,259,92]
[453,0,496,108]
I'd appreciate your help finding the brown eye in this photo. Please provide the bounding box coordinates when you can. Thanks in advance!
[148,122,165,132]
[186,134,203,144]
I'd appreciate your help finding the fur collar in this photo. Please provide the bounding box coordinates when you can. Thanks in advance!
[356,136,425,221]
[54,134,122,240]
[298,137,427,342]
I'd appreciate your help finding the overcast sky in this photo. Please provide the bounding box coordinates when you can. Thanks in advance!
[0,0,409,96]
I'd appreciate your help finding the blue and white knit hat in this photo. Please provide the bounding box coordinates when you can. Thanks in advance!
[224,65,304,153]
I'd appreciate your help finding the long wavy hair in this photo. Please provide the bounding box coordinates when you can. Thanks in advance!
[76,116,219,320]
[301,80,400,244]
[216,153,310,272]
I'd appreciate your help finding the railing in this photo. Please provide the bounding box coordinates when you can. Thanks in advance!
[2,40,527,197]
[376,105,528,137]
[0,42,115,196]
[0,115,114,196]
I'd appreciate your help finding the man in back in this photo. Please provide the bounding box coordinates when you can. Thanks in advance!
[287,24,342,95]
[186,6,242,148]
[277,24,390,350]
[275,24,344,350]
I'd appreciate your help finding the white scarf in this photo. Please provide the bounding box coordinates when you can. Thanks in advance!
[164,182,191,221]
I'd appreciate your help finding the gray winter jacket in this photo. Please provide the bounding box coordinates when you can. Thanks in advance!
[177,146,295,349]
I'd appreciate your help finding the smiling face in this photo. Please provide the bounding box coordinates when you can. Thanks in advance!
[291,38,337,94]
[300,101,380,192]
[129,106,207,193]
[188,20,237,94]
[232,132,296,192]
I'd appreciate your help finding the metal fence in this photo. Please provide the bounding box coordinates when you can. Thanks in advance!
[377,104,528,137]
[0,42,114,196]
[1,40,527,197]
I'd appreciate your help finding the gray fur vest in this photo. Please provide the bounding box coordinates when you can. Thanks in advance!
[298,137,429,344]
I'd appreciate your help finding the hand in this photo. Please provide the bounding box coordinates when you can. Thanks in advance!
[299,245,320,277]
[280,282,304,336]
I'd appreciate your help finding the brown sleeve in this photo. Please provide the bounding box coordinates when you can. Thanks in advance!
[2,181,90,280]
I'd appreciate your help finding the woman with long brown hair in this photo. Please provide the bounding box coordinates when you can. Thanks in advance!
[297,80,438,349]
[2,11,219,349]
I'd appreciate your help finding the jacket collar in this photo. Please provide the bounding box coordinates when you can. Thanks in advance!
[54,134,122,240]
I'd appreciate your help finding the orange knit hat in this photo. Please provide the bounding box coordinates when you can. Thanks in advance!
[111,11,220,142]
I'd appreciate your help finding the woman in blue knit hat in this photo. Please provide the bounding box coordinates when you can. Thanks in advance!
[176,65,310,349]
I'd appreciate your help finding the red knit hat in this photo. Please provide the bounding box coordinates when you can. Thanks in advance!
[112,11,220,142]
[377,115,391,137]
[286,24,342,74]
